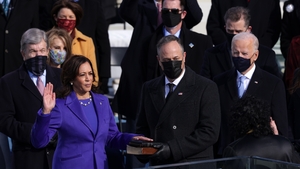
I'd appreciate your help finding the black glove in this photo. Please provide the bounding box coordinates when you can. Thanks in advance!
[150,143,171,163]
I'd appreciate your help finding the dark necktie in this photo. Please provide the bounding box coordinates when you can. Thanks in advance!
[166,83,175,102]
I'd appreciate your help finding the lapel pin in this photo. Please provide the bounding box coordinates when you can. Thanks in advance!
[178,92,183,96]
[254,81,258,84]
[189,43,194,48]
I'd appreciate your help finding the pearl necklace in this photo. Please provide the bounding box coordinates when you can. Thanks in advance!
[79,95,92,106]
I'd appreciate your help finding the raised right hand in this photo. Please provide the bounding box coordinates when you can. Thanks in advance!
[42,83,56,114]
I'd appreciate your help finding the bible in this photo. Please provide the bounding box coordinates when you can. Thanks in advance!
[126,140,160,155]
[126,145,158,155]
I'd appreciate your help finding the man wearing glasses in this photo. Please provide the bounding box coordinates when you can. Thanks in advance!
[145,0,213,81]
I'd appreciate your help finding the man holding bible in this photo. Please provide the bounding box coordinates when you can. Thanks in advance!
[135,35,221,166]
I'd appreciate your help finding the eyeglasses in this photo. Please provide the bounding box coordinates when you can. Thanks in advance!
[161,8,183,14]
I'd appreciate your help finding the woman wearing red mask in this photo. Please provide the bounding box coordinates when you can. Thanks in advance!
[51,0,99,84]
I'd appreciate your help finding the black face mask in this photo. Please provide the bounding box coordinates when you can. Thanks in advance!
[232,56,251,73]
[162,12,181,27]
[226,33,235,44]
[161,60,182,79]
[25,56,47,76]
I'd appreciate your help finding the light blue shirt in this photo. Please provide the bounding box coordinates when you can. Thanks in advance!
[28,70,46,86]
[0,0,10,4]
[163,27,181,37]
[236,64,256,92]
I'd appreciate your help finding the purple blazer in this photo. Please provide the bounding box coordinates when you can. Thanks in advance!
[31,91,136,169]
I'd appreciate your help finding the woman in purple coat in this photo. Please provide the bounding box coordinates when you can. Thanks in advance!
[30,55,152,169]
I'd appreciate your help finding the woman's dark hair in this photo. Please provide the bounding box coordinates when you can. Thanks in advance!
[56,55,98,98]
[230,95,273,138]
[51,0,83,27]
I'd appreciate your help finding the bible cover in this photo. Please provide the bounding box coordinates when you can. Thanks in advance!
[126,145,158,155]
[126,140,160,155]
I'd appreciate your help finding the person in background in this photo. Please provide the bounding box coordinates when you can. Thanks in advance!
[101,0,117,28]
[1,1,39,166]
[213,32,288,157]
[223,95,300,164]
[114,0,203,167]
[136,35,220,166]
[287,68,300,140]
[46,28,72,68]
[51,0,99,85]
[201,6,280,80]
[0,28,62,169]
[145,0,213,81]
[206,0,281,48]
[280,0,300,59]
[31,55,152,169]
[38,0,111,94]
[281,0,300,93]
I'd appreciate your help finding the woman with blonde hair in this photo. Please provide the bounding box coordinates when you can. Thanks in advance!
[46,28,72,68]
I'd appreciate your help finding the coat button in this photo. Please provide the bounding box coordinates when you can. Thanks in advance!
[5,30,9,34]
[172,125,177,129]
[5,49,8,53]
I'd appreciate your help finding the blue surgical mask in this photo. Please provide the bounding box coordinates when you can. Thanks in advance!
[49,49,67,65]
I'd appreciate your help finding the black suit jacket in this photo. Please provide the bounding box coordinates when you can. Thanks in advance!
[114,0,203,119]
[0,64,61,169]
[223,134,300,164]
[280,0,300,59]
[206,0,281,48]
[200,41,281,80]
[146,23,213,81]
[214,66,288,155]
[136,67,221,165]
[288,88,300,139]
[0,0,39,77]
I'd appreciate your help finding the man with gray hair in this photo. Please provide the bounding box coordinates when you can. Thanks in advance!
[201,6,280,80]
[0,28,61,169]
[213,32,288,157]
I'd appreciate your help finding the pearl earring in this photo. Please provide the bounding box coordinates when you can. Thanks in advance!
[70,82,73,85]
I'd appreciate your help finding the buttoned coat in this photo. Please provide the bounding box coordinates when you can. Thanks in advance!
[71,28,99,84]
[0,0,39,77]
[206,0,281,48]
[0,64,61,169]
[145,23,213,81]
[114,0,203,120]
[31,91,136,169]
[136,67,221,165]
[200,41,281,80]
[213,67,288,155]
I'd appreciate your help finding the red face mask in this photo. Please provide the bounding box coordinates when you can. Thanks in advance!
[56,19,76,32]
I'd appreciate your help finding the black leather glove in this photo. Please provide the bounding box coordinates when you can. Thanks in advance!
[150,143,171,163]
